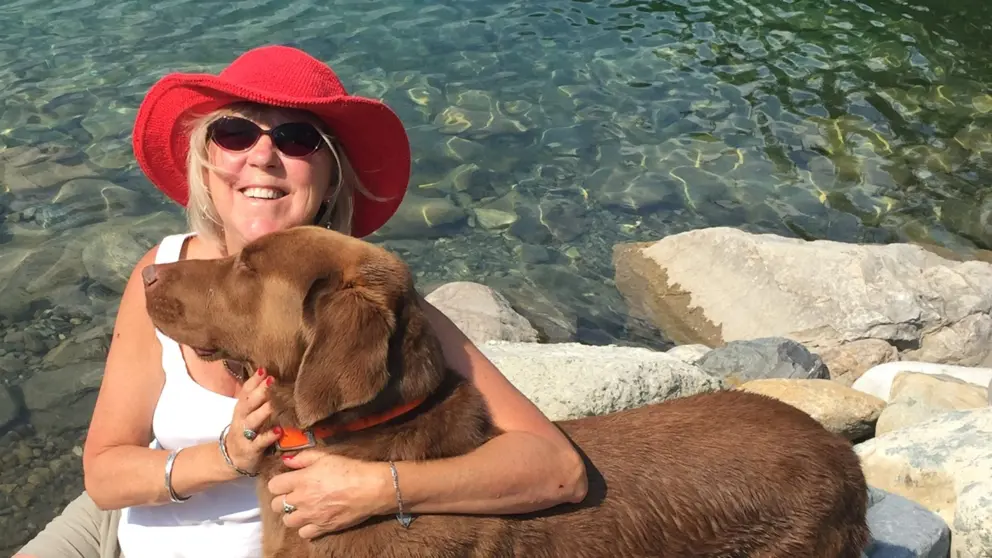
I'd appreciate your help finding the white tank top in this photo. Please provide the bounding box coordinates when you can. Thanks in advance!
[116,233,263,558]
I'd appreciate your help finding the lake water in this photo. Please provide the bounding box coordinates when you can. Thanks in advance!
[2,0,991,551]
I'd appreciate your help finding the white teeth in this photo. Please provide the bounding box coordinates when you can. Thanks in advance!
[241,187,286,200]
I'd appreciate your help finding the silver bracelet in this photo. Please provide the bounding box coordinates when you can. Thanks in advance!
[218,424,258,477]
[389,460,413,528]
[164,449,190,503]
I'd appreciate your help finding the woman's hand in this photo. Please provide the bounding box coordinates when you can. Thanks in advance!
[266,450,391,539]
[224,368,281,475]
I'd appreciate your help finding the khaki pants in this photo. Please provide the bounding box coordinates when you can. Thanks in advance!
[16,491,122,558]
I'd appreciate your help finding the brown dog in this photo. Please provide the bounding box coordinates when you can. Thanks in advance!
[142,226,870,558]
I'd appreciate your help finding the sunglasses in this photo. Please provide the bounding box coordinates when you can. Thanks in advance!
[207,116,325,157]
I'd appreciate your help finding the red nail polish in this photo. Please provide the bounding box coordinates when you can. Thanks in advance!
[256,367,265,377]
[273,427,282,436]
[266,377,274,386]
[282,454,293,462]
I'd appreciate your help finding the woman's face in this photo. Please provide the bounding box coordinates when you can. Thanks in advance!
[205,108,334,252]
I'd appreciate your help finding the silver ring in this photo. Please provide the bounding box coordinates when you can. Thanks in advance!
[242,427,257,441]
[282,496,296,514]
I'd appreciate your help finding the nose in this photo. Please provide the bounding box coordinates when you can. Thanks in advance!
[142,264,158,287]
[247,133,280,167]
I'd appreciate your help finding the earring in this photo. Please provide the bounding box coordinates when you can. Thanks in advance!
[316,201,333,229]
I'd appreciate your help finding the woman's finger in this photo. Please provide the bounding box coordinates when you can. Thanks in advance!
[237,376,272,416]
[272,491,301,515]
[238,366,266,394]
[298,523,320,540]
[250,424,282,450]
[283,509,308,530]
[242,401,274,431]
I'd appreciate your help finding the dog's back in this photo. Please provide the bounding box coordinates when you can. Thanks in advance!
[549,389,870,557]
[300,389,869,558]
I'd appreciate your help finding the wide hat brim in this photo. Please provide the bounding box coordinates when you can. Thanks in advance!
[132,47,411,239]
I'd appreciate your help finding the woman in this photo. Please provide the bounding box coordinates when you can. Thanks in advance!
[17,45,587,558]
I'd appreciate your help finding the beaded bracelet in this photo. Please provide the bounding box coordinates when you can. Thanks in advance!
[164,448,191,503]
[219,424,259,477]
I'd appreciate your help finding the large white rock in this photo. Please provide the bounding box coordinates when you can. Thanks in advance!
[613,227,992,366]
[873,371,990,436]
[851,361,992,401]
[425,281,539,345]
[855,407,992,558]
[480,341,726,420]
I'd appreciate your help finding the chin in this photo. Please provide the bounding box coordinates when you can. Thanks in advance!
[240,221,295,241]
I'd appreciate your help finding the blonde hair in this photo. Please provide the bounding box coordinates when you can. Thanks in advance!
[183,102,378,250]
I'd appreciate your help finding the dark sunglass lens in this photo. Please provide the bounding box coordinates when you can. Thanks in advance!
[273,123,323,157]
[210,118,261,151]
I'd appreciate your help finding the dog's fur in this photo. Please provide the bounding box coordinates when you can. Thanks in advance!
[142,226,870,558]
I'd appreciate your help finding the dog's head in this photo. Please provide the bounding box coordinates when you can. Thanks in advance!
[143,226,446,428]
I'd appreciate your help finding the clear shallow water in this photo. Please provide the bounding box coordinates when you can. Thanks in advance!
[1,0,991,549]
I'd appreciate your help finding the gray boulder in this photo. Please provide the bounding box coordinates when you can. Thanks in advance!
[865,487,950,558]
[696,337,828,386]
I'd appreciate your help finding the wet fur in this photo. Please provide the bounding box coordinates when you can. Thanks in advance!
[143,226,871,558]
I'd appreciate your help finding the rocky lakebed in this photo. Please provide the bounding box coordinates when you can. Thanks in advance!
[2,225,992,557]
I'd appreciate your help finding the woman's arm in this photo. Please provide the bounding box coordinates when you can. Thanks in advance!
[82,247,251,510]
[268,296,588,538]
[390,297,588,514]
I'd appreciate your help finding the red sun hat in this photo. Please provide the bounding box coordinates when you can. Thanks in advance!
[132,44,411,238]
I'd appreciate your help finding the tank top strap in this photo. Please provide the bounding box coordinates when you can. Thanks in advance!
[153,233,196,381]
[155,232,196,265]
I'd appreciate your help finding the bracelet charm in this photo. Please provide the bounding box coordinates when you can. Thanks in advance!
[389,460,413,528]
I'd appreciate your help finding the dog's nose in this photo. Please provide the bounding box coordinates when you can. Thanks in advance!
[141,264,158,287]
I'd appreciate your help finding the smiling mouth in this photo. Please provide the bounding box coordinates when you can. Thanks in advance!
[239,186,288,200]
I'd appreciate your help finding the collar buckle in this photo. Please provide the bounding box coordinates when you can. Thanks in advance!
[275,429,317,452]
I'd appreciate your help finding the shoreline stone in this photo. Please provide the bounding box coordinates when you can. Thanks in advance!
[851,361,992,401]
[613,226,992,367]
[736,378,885,442]
[695,337,828,387]
[864,487,951,558]
[874,372,989,436]
[480,340,727,420]
[0,386,22,432]
[424,281,539,345]
[855,407,992,558]
[819,339,900,387]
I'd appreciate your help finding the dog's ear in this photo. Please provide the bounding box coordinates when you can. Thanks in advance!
[293,278,394,428]
[392,292,449,403]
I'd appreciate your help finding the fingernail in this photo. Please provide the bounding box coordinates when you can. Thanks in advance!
[266,376,274,386]
[273,426,282,436]
[256,367,265,377]
[282,454,293,462]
